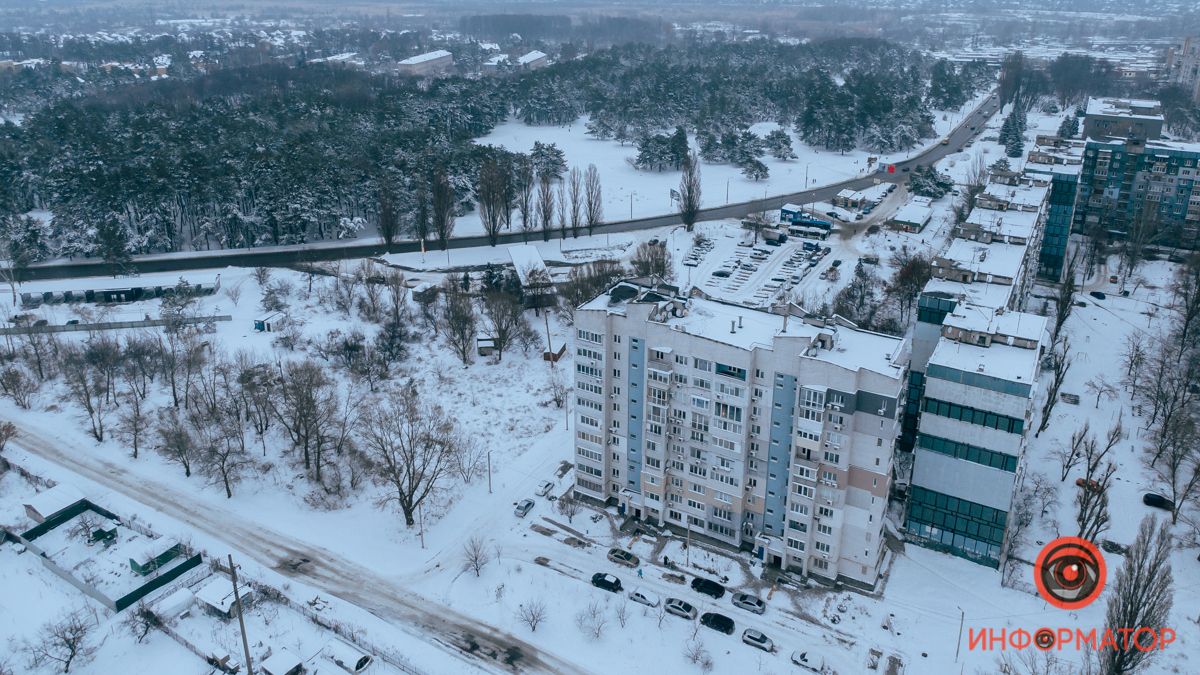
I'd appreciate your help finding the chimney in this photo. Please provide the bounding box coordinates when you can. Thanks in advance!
[731,320,736,334]
[738,316,744,328]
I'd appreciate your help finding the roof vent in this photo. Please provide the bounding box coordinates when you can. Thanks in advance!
[731,320,737,334]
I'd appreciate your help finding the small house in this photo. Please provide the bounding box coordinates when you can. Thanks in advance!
[476,335,497,356]
[195,573,254,618]
[833,189,865,209]
[129,539,182,576]
[254,312,287,332]
[23,483,86,524]
[260,648,305,675]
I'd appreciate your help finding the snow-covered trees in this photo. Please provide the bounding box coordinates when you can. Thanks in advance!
[1057,115,1079,139]
[530,141,567,181]
[634,126,689,171]
[584,164,603,235]
[763,129,796,161]
[439,277,478,365]
[906,165,954,199]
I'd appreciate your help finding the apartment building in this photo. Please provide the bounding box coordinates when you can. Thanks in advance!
[1076,136,1200,247]
[1082,97,1164,142]
[572,280,907,589]
[906,305,1046,567]
[1166,37,1200,105]
[396,50,454,76]
[1025,136,1086,281]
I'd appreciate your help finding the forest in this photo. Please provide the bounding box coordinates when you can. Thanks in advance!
[0,38,992,263]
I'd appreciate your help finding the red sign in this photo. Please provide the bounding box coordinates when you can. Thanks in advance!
[887,165,896,174]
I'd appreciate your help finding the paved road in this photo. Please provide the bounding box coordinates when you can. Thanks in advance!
[11,425,590,675]
[12,91,999,282]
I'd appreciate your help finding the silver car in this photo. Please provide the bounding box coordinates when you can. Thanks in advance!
[514,499,535,517]
[742,629,774,652]
[665,598,697,620]
[731,592,766,614]
[629,589,661,608]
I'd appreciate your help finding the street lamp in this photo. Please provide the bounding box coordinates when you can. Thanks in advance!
[726,178,731,205]
[630,191,635,219]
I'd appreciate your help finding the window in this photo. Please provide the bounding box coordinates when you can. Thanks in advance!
[817,506,834,518]
[576,364,602,378]
[816,523,833,536]
[576,397,603,411]
[690,483,705,495]
[690,447,705,460]
[787,538,806,551]
[645,456,662,469]
[714,437,737,453]
[917,434,1018,472]
[795,465,815,481]
[716,381,745,397]
[675,355,688,364]
[922,398,1025,434]
[693,358,712,372]
[715,491,733,503]
[823,451,841,464]
[714,402,743,422]
[576,347,603,361]
[692,396,710,410]
[687,499,705,511]
[826,431,846,446]
[789,520,808,533]
[821,470,838,485]
[613,369,622,379]
[815,541,831,553]
[576,463,602,477]
[692,377,712,390]
[576,329,602,344]
[689,464,708,478]
[794,484,814,499]
[715,362,747,381]
[576,447,603,462]
[578,381,603,396]
[578,431,603,445]
[712,507,733,521]
[790,501,809,515]
[579,415,600,428]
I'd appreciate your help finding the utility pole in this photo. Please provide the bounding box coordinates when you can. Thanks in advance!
[487,450,493,494]
[419,504,426,549]
[228,555,254,675]
[955,606,965,663]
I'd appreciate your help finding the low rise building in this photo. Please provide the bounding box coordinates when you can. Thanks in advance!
[397,50,453,76]
[1082,97,1164,141]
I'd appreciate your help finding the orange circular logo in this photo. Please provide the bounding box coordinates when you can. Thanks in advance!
[1033,537,1106,610]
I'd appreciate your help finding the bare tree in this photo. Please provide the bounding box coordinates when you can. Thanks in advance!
[584,164,603,236]
[517,157,536,242]
[574,600,608,640]
[193,414,251,499]
[1170,254,1200,360]
[1055,422,1090,482]
[1075,421,1121,541]
[536,173,555,242]
[1004,485,1035,556]
[1100,517,1174,675]
[556,178,569,240]
[481,290,530,362]
[454,437,488,484]
[252,266,272,287]
[431,170,456,251]
[568,166,583,237]
[547,366,570,409]
[1085,375,1117,409]
[121,604,160,644]
[439,277,477,365]
[61,345,109,442]
[22,611,96,674]
[155,408,199,478]
[886,248,934,327]
[560,260,625,320]
[462,536,492,577]
[0,420,15,454]
[1028,472,1058,518]
[557,494,582,523]
[378,187,400,248]
[630,241,673,281]
[273,359,337,483]
[678,151,702,231]
[614,599,631,627]
[517,599,548,632]
[116,387,150,459]
[0,366,38,409]
[360,386,460,527]
[1118,202,1159,287]
[478,157,507,247]
[1037,339,1072,435]
[1148,413,1200,524]
[224,283,242,307]
[742,211,773,244]
[1051,251,1079,345]
[1121,334,1148,395]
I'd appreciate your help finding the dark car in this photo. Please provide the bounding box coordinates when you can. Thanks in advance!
[1089,291,1107,300]
[700,612,735,635]
[1143,493,1175,511]
[691,577,726,599]
[713,269,731,278]
[831,259,843,268]
[591,572,623,593]
[901,167,911,172]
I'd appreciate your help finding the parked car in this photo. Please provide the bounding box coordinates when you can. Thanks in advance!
[902,167,911,172]
[1089,291,1107,300]
[1143,493,1175,511]
[825,211,843,221]
[713,269,731,278]
[700,612,735,635]
[591,573,623,593]
[535,481,554,497]
[854,213,864,221]
[691,577,726,599]
[862,206,874,214]
[514,499,535,518]
[1100,540,1130,556]
[629,589,661,607]
[802,241,819,251]
[791,650,827,673]
[742,629,774,652]
[665,598,697,620]
[607,548,639,568]
[822,246,832,255]
[765,239,781,246]
[831,259,843,268]
[683,259,700,267]
[1075,477,1101,492]
[731,592,766,614]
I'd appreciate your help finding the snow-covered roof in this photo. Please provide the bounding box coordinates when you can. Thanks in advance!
[508,244,549,286]
[154,587,195,619]
[23,483,86,520]
[1085,96,1163,120]
[938,239,1026,280]
[929,336,1040,387]
[1087,136,1200,154]
[484,54,509,66]
[195,574,253,613]
[517,50,547,65]
[780,203,804,212]
[980,182,1049,210]
[836,188,863,200]
[131,537,176,564]
[260,649,303,675]
[964,207,1040,241]
[893,203,933,226]
[398,49,451,65]
[943,304,1046,344]
[922,278,1015,312]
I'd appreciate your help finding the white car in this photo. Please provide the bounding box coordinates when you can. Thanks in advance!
[742,629,774,652]
[791,650,827,673]
[629,589,661,608]
[535,481,555,497]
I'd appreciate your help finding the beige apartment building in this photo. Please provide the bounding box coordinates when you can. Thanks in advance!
[572,279,908,590]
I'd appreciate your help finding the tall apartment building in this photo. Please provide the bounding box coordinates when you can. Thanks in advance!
[1166,37,1200,105]
[1026,136,1086,281]
[572,280,907,589]
[1082,97,1164,142]
[907,305,1046,567]
[1076,136,1200,247]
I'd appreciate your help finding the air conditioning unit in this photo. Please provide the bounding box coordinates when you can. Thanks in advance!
[833,424,842,431]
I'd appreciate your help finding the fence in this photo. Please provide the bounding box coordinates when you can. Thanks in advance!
[115,553,205,611]
[0,314,232,336]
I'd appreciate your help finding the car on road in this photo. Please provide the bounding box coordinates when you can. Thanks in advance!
[742,629,774,652]
[665,598,697,620]
[514,499,535,518]
[607,548,639,568]
[970,126,976,130]
[902,167,911,172]
[629,589,661,607]
[770,276,787,283]
[1089,291,1107,300]
[824,211,844,221]
[691,577,726,599]
[700,612,735,635]
[854,213,864,221]
[535,480,555,497]
[731,592,766,614]
[591,573,623,593]
[822,246,832,255]
[1143,493,1175,511]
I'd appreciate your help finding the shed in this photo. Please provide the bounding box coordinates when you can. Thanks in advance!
[508,245,557,310]
[195,573,255,618]
[260,648,304,675]
[23,483,86,524]
[155,587,196,620]
[476,335,497,356]
[128,539,182,576]
[891,203,934,232]
[833,189,866,208]
[323,639,374,673]
[254,312,287,332]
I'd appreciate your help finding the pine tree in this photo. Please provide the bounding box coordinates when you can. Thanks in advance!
[764,129,797,160]
[1005,132,1025,159]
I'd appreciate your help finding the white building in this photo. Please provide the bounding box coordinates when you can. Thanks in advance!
[397,50,454,76]
[572,280,908,589]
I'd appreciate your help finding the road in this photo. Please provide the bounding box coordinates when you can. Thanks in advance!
[11,91,999,282]
[10,425,590,675]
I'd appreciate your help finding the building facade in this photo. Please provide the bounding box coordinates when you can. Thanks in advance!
[1082,97,1164,142]
[1166,37,1200,105]
[397,50,454,76]
[1025,136,1086,281]
[572,280,907,589]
